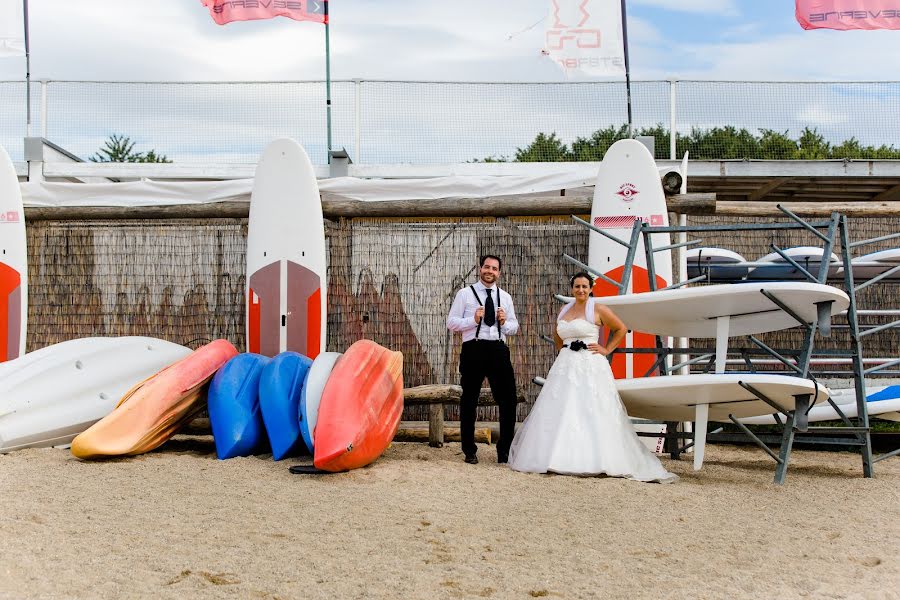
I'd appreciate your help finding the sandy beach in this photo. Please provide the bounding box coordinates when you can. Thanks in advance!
[1,439,898,600]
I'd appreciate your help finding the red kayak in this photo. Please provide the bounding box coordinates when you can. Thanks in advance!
[313,339,403,472]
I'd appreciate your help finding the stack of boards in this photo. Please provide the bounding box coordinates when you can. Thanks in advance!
[687,246,900,282]
[207,339,403,472]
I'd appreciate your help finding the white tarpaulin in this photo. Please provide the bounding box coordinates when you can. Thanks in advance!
[543,0,625,78]
[0,1,26,58]
[20,168,601,208]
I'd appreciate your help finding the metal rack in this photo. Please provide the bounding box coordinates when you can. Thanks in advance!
[566,206,899,483]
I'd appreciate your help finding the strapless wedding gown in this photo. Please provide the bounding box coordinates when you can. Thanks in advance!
[508,317,677,482]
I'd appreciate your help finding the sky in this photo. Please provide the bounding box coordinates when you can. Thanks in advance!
[1,1,899,164]
[1,0,899,82]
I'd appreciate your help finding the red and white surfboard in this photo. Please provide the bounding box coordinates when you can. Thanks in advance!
[246,139,326,359]
[0,145,26,363]
[588,139,672,380]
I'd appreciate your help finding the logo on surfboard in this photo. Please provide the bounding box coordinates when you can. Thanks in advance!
[615,183,639,202]
[0,211,20,223]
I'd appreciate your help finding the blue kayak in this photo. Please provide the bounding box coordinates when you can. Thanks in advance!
[259,351,313,460]
[207,353,272,460]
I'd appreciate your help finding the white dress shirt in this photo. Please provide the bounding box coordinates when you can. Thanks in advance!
[446,280,519,342]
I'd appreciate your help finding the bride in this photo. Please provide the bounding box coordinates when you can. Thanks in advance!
[508,272,677,483]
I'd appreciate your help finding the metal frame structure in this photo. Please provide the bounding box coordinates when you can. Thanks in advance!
[568,206,898,483]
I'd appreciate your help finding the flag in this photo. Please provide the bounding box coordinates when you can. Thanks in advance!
[796,0,900,30]
[0,1,26,57]
[543,0,625,78]
[201,0,327,26]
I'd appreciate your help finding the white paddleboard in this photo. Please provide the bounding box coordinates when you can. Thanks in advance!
[741,384,900,424]
[748,246,840,281]
[0,336,193,452]
[588,139,672,380]
[686,247,748,282]
[247,139,326,359]
[617,373,829,422]
[595,282,850,339]
[846,248,900,281]
[0,144,26,363]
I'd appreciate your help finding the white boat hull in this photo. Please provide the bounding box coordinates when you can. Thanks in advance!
[0,336,192,452]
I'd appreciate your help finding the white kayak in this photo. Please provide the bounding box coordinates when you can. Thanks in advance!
[0,336,192,452]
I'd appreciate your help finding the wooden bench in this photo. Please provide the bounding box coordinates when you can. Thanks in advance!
[403,384,527,447]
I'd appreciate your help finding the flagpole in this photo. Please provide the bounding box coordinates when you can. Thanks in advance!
[620,0,633,139]
[324,0,332,164]
[23,0,31,136]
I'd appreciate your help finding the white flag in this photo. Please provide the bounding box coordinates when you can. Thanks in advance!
[0,0,26,58]
[544,0,625,78]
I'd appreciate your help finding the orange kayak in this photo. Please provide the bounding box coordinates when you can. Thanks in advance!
[71,339,238,459]
[313,340,403,472]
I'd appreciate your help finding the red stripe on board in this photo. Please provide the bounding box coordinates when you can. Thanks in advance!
[593,264,667,379]
[307,288,321,360]
[0,262,22,362]
[248,288,261,354]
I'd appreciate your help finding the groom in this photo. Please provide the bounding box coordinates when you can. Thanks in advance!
[446,255,519,464]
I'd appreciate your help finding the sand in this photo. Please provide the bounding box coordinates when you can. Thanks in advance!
[1,439,898,600]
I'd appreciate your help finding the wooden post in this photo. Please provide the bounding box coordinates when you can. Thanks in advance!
[428,404,444,447]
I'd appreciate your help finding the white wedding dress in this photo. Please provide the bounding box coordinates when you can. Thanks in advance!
[508,300,677,483]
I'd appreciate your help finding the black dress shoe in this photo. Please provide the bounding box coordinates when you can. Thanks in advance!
[464,455,479,464]
[497,455,508,464]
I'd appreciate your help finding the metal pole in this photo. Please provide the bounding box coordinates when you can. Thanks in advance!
[324,0,332,163]
[23,0,31,136]
[620,0,633,138]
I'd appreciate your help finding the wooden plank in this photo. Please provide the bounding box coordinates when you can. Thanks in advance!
[403,384,527,406]
[872,183,900,203]
[748,178,792,201]
[716,201,900,217]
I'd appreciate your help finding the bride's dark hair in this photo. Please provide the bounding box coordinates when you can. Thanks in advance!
[570,271,594,288]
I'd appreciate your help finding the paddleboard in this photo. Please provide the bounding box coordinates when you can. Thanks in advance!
[748,246,839,281]
[259,351,313,461]
[0,337,192,453]
[207,352,272,459]
[686,248,748,282]
[298,351,342,454]
[594,282,850,339]
[70,339,238,459]
[846,248,900,281]
[588,139,672,380]
[314,339,403,472]
[247,138,326,359]
[741,384,900,424]
[0,144,26,363]
[617,373,829,422]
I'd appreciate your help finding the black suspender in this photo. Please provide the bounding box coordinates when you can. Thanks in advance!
[469,285,501,340]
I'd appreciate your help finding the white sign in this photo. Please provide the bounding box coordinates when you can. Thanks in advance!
[0,0,26,58]
[544,0,625,78]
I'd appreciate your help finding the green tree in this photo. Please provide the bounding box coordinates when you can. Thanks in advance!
[89,134,172,163]
[514,132,572,162]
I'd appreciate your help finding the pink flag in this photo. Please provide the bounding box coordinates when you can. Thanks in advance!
[796,0,900,30]
[201,1,327,26]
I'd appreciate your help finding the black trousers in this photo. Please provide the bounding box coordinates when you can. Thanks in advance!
[458,340,517,459]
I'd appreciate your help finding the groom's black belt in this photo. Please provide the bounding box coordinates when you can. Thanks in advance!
[465,339,505,345]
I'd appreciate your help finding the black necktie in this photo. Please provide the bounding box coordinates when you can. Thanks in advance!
[483,289,496,327]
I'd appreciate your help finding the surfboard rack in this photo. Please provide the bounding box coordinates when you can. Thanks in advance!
[568,202,898,482]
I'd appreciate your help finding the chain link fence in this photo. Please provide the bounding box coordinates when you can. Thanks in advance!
[2,79,900,164]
